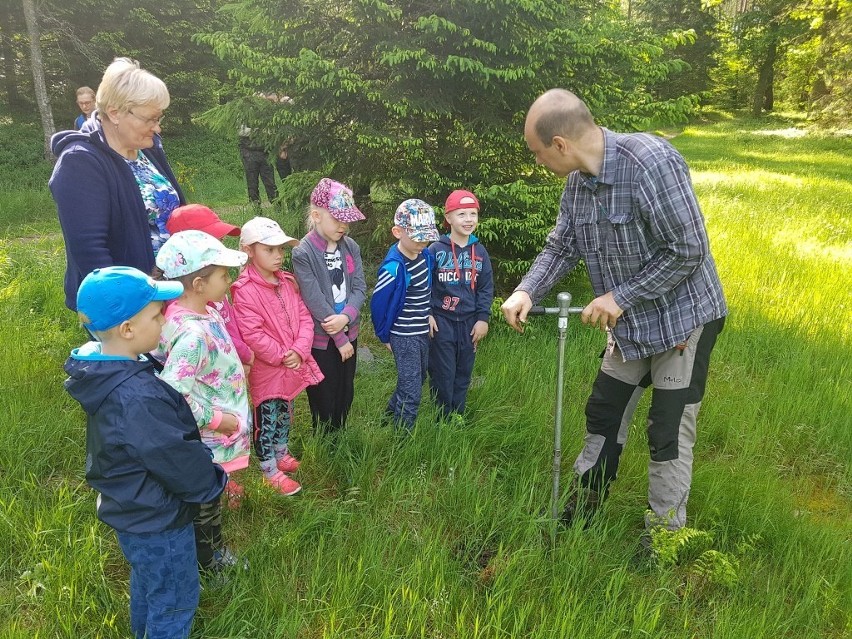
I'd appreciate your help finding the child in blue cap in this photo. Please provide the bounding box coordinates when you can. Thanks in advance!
[64,266,227,639]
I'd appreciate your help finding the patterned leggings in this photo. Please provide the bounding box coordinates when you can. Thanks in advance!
[254,398,291,475]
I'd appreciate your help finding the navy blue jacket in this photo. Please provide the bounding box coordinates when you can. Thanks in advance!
[370,243,434,343]
[64,343,226,534]
[49,118,185,310]
[429,234,494,322]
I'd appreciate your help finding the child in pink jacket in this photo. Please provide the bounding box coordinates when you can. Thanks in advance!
[231,217,323,496]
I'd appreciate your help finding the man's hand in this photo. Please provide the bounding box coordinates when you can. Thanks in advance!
[581,291,623,331]
[501,291,533,333]
[470,320,489,350]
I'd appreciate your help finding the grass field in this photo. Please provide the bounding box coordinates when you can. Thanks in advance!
[0,113,849,638]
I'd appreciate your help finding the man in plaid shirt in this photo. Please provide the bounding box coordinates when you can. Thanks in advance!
[502,89,727,537]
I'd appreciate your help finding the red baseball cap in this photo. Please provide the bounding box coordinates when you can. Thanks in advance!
[444,190,480,213]
[166,204,240,239]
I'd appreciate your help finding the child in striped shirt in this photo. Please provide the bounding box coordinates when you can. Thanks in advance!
[370,199,440,431]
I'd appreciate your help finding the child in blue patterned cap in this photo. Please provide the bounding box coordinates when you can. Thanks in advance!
[370,199,440,431]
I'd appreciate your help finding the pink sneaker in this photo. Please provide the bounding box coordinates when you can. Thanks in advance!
[276,453,301,473]
[263,471,301,496]
[222,479,244,510]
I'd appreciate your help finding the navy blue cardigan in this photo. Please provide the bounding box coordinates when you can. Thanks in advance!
[49,119,185,310]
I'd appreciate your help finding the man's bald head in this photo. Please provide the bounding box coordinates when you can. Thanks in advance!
[527,89,596,147]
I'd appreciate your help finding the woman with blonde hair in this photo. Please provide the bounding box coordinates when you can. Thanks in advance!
[50,58,185,311]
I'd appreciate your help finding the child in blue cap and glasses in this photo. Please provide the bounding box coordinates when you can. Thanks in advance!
[64,266,227,639]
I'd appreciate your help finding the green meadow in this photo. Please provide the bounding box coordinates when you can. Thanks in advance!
[0,114,849,638]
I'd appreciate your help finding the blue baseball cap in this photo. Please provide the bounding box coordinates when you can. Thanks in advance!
[77,266,184,331]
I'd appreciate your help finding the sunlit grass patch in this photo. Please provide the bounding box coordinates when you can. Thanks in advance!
[0,115,849,638]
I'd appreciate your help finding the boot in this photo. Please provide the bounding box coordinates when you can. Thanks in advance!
[560,487,603,528]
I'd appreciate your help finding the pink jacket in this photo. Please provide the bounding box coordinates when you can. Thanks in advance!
[231,264,323,403]
[210,297,253,366]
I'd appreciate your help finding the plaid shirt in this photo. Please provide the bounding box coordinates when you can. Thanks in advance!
[517,128,727,360]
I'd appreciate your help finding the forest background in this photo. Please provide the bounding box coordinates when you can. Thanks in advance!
[3,0,850,274]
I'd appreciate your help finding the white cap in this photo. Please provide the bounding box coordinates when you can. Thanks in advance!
[240,217,299,247]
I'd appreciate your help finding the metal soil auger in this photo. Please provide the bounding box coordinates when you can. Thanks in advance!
[527,292,585,521]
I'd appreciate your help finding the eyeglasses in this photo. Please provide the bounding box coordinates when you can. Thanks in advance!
[128,110,165,126]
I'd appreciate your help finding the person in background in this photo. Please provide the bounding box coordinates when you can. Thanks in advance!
[370,199,440,432]
[275,143,293,181]
[74,86,96,130]
[428,189,494,420]
[156,231,251,570]
[232,217,323,496]
[64,266,226,639]
[50,58,184,312]
[238,125,278,207]
[501,89,727,544]
[291,178,367,434]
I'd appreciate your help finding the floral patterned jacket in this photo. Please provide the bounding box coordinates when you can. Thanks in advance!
[159,303,251,472]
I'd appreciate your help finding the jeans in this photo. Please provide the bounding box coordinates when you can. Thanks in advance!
[115,523,199,639]
[387,333,429,430]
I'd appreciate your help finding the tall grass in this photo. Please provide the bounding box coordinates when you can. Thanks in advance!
[0,115,849,638]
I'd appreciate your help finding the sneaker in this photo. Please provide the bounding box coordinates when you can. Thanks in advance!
[263,471,302,496]
[203,547,249,585]
[559,488,602,528]
[276,453,301,473]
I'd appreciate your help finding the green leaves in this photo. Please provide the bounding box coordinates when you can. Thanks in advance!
[200,0,698,275]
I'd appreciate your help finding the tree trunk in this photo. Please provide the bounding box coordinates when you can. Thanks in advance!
[21,0,55,160]
[0,2,20,109]
[752,36,777,116]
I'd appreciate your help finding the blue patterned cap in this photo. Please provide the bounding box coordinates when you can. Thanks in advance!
[393,199,439,242]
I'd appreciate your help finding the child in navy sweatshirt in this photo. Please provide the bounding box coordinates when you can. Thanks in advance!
[428,190,494,418]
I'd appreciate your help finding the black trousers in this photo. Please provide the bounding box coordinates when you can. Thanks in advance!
[306,337,357,433]
[239,146,278,204]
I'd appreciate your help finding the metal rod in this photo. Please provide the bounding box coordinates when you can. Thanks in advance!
[524,293,585,523]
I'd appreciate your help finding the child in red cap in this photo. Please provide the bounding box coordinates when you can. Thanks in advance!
[428,190,494,420]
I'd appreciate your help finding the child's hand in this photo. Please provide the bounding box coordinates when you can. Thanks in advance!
[338,342,355,361]
[471,320,489,351]
[282,350,302,369]
[385,342,392,352]
[218,413,240,436]
[321,314,349,335]
[428,315,438,338]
